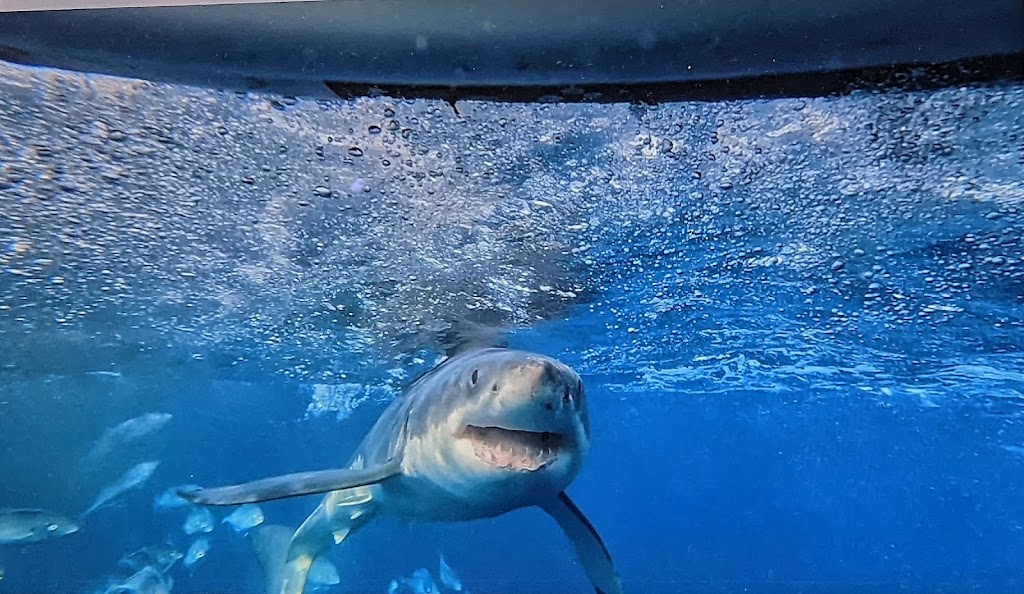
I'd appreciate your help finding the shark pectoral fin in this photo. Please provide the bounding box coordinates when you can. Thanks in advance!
[251,524,294,594]
[288,489,372,562]
[539,492,623,594]
[178,459,402,506]
[246,524,316,594]
[274,495,374,594]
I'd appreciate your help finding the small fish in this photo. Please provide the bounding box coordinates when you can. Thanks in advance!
[183,537,210,569]
[153,484,200,511]
[389,576,422,594]
[221,504,264,533]
[105,565,172,594]
[438,554,463,592]
[81,461,160,518]
[182,506,214,535]
[118,544,183,575]
[388,569,438,594]
[85,370,123,379]
[411,568,438,594]
[80,413,172,471]
[308,556,340,586]
[0,509,80,544]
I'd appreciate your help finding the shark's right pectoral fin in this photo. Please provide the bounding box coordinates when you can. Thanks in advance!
[539,492,623,594]
[178,459,401,506]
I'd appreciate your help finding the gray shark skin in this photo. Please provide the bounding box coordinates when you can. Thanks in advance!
[181,348,621,594]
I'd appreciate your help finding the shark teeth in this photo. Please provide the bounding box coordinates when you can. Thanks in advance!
[461,425,563,471]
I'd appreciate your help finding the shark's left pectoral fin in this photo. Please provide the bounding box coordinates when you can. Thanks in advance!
[178,459,402,506]
[540,491,623,594]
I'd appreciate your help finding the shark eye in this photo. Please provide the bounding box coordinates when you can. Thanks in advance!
[563,386,572,405]
[577,379,583,394]
[470,369,479,386]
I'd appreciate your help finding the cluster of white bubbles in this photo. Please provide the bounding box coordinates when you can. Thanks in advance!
[0,61,1020,404]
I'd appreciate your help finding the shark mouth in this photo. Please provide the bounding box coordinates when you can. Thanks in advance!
[461,425,563,471]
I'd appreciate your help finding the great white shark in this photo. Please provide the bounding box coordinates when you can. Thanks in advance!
[181,348,622,594]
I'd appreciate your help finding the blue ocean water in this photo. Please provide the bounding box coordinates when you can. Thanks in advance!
[0,59,1022,594]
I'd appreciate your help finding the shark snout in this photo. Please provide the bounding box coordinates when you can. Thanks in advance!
[517,358,554,379]
[515,359,578,414]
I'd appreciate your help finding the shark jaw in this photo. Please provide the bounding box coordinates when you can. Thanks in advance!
[459,425,565,472]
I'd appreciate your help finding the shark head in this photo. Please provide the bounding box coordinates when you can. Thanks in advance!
[407,349,591,507]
